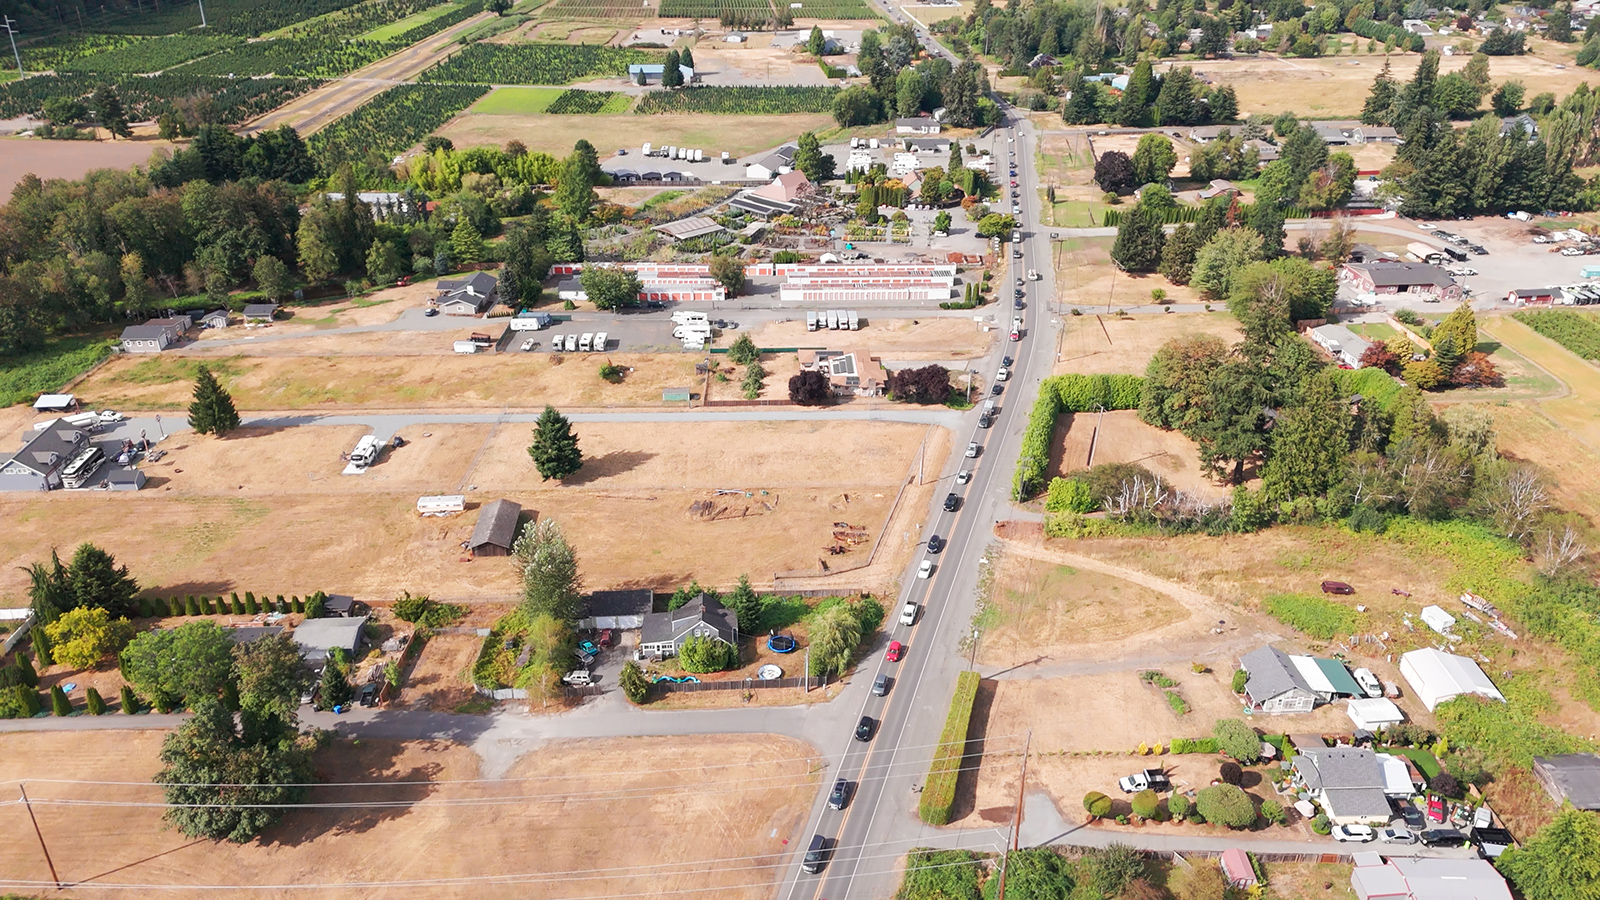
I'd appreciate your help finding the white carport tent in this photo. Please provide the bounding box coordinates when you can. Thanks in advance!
[32,394,77,412]
[1347,697,1405,731]
[1399,648,1506,711]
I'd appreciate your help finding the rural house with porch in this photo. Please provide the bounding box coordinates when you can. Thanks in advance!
[639,594,739,659]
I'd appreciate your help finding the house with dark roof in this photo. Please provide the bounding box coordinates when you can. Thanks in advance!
[744,145,797,180]
[639,594,739,658]
[468,499,522,557]
[292,615,368,664]
[119,315,191,353]
[1340,261,1462,301]
[1292,746,1393,825]
[242,303,279,323]
[0,420,92,492]
[902,136,951,154]
[228,625,286,645]
[435,272,500,316]
[1240,644,1363,713]
[199,309,230,329]
[1507,287,1557,304]
[579,589,654,630]
[1532,754,1600,810]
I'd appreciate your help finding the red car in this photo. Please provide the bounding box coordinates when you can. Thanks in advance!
[886,641,904,662]
[1010,331,1021,342]
[1427,795,1446,823]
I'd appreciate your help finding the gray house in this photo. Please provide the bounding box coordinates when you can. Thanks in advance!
[242,303,280,323]
[1240,645,1320,713]
[579,589,654,631]
[468,499,522,557]
[293,615,368,664]
[0,421,92,492]
[199,309,230,329]
[639,594,739,658]
[119,315,191,353]
[435,272,499,316]
[1292,747,1393,826]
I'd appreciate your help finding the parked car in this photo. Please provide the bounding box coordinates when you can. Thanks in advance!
[1332,824,1376,843]
[1117,769,1172,793]
[97,410,124,424]
[1420,828,1468,847]
[424,308,439,317]
[1474,827,1515,857]
[1379,825,1417,844]
[886,641,904,662]
[855,716,876,742]
[358,682,380,707]
[1353,668,1383,698]
[1321,580,1356,595]
[1400,804,1426,829]
[900,602,919,626]
[1428,795,1447,823]
[1470,244,1488,255]
[828,779,852,810]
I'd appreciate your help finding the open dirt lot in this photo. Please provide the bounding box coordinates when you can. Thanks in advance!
[74,351,705,411]
[1175,52,1600,117]
[1054,311,1243,376]
[1050,410,1231,499]
[437,111,836,159]
[744,316,995,360]
[691,43,833,86]
[1,136,178,202]
[0,731,816,900]
[0,420,941,602]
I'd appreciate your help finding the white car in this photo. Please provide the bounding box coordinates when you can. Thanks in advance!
[1417,222,1437,230]
[96,410,124,424]
[917,560,933,579]
[995,366,1010,382]
[1332,824,1376,843]
[965,441,979,458]
[899,602,918,625]
[1353,668,1383,698]
[956,470,971,485]
[520,338,536,351]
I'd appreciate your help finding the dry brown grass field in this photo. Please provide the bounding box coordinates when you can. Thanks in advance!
[437,110,836,158]
[1050,410,1231,499]
[1053,312,1243,376]
[0,731,815,900]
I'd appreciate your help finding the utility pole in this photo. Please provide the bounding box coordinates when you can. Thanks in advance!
[20,785,60,890]
[197,0,207,27]
[968,627,980,670]
[1,17,21,78]
[994,730,1032,900]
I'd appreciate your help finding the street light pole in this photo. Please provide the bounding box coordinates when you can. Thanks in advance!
[1,17,22,78]
[968,628,980,670]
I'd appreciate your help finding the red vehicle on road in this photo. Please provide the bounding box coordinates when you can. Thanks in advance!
[886,641,904,662]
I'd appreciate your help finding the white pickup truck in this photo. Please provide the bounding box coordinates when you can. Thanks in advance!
[1117,768,1172,793]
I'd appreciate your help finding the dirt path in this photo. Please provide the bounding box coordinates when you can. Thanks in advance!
[985,523,1283,677]
[239,11,494,136]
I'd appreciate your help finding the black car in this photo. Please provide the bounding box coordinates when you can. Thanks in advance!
[1420,828,1468,848]
[828,779,853,810]
[1400,805,1425,829]
[1470,244,1489,255]
[855,715,876,742]
[1014,298,1024,309]
[1002,356,1012,366]
[978,414,992,428]
[928,534,945,553]
[991,384,1003,395]
[358,682,380,707]
[944,493,960,512]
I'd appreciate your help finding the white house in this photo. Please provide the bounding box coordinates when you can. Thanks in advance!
[896,116,941,134]
[1309,323,1371,368]
[1399,648,1506,712]
[744,144,796,180]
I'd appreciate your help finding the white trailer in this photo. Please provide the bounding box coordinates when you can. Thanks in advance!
[826,310,839,330]
[564,334,579,352]
[453,340,481,354]
[594,331,608,351]
[671,310,710,325]
[348,435,381,467]
[848,310,859,331]
[695,149,704,162]
[507,311,552,331]
[643,142,652,156]
[417,495,466,516]
[579,333,594,352]
[720,151,730,163]
[806,311,818,331]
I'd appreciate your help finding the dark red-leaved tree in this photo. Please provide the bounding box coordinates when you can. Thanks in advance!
[1359,343,1403,375]
[788,370,831,405]
[1451,351,1502,387]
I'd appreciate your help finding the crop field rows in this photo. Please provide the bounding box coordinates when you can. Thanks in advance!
[270,0,458,38]
[547,89,633,113]
[82,0,373,36]
[0,72,321,123]
[634,85,838,114]
[420,42,659,84]
[543,0,660,17]
[308,82,491,169]
[657,0,774,16]
[53,34,242,74]
[787,0,877,17]
[174,37,397,78]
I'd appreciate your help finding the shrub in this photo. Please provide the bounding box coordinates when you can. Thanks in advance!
[1,685,42,718]
[1168,793,1190,819]
[50,685,72,716]
[1218,762,1242,785]
[293,596,304,613]
[921,671,981,825]
[1196,783,1256,828]
[137,598,153,618]
[678,635,739,673]
[1130,788,1159,819]
[151,597,169,616]
[84,687,106,715]
[1214,719,1262,763]
[1231,669,1249,693]
[1260,798,1286,825]
[201,596,215,615]
[15,652,37,688]
[1262,592,1358,640]
[1431,772,1461,798]
[1311,812,1331,834]
[1044,477,1097,513]
[246,592,260,614]
[1165,691,1190,715]
[1083,791,1113,819]
[306,592,326,618]
[1140,670,1177,688]
[120,683,139,713]
[185,596,200,616]
[619,660,649,704]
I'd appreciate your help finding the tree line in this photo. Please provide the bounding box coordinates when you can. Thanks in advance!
[829,24,997,130]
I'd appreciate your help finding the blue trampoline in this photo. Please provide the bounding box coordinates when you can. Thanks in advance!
[767,632,797,653]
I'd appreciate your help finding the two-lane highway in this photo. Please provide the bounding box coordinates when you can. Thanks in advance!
[777,87,1064,900]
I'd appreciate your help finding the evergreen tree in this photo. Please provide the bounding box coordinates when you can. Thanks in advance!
[1159,223,1201,285]
[1360,58,1397,125]
[1492,80,1526,117]
[1250,199,1287,258]
[793,131,835,181]
[1132,134,1178,185]
[1206,85,1239,122]
[15,651,37,688]
[449,221,485,266]
[1114,59,1155,127]
[1110,205,1165,272]
[527,405,583,481]
[1260,371,1352,501]
[252,255,290,301]
[317,651,354,710]
[662,50,684,88]
[1062,71,1102,125]
[51,685,71,716]
[513,519,584,623]
[295,209,338,284]
[807,25,825,55]
[364,240,404,285]
[188,365,240,436]
[85,687,107,715]
[895,68,927,119]
[554,146,600,223]
[120,683,139,713]
[679,46,694,70]
[92,84,131,139]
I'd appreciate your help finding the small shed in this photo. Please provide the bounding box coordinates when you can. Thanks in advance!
[468,499,523,557]
[106,468,146,491]
[322,594,363,618]
[1219,849,1257,888]
[1420,604,1456,634]
[242,303,279,323]
[1347,697,1405,731]
[200,309,230,329]
[32,394,78,413]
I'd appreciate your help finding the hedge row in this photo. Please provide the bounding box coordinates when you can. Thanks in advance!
[141,591,327,618]
[1168,737,1219,754]
[919,670,981,826]
[1012,374,1146,501]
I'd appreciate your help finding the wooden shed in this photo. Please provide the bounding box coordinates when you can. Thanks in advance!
[468,499,523,557]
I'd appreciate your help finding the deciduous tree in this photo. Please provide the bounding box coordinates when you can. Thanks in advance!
[158,699,315,842]
[120,621,236,712]
[578,267,642,311]
[709,254,746,296]
[789,370,830,405]
[1196,783,1256,828]
[1132,134,1178,186]
[43,607,134,670]
[514,519,584,623]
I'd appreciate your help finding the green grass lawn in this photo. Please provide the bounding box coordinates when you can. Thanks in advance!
[1378,745,1442,780]
[1049,200,1110,228]
[360,2,467,40]
[1347,322,1399,341]
[469,86,567,114]
[0,335,118,408]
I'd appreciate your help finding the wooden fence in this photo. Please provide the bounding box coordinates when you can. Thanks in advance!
[650,674,829,694]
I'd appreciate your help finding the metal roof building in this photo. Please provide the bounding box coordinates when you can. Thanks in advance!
[468,499,522,557]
